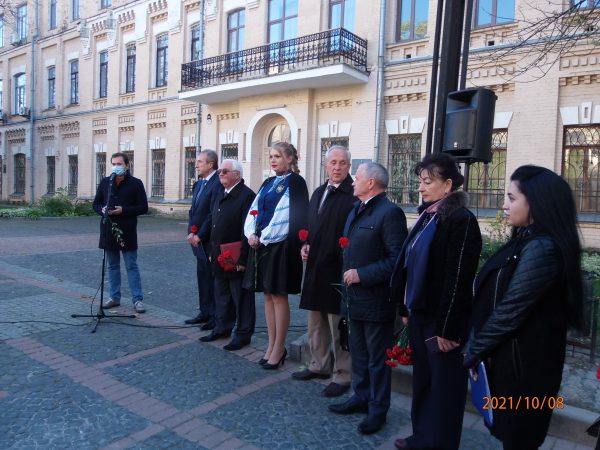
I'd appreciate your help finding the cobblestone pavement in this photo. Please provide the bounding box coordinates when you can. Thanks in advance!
[0,216,597,449]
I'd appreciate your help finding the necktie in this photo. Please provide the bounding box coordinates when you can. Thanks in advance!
[357,202,366,215]
[194,180,206,206]
[318,185,335,214]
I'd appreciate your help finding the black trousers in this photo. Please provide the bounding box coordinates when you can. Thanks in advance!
[349,318,394,420]
[214,275,255,340]
[196,252,215,320]
[406,312,468,450]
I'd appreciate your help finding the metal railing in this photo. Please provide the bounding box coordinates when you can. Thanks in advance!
[181,28,368,91]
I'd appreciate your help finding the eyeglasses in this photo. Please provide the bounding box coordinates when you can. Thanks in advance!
[217,168,239,175]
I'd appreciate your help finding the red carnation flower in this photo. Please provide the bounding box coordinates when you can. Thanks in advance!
[249,210,258,217]
[339,236,350,249]
[298,229,309,242]
[190,225,199,233]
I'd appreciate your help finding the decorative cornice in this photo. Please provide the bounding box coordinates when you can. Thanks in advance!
[93,118,107,127]
[119,126,135,132]
[385,76,428,89]
[181,104,198,116]
[488,83,515,92]
[560,53,600,70]
[185,0,200,11]
[384,92,427,103]
[62,132,80,139]
[41,135,56,141]
[559,74,600,86]
[94,129,107,135]
[467,65,515,79]
[150,11,168,23]
[181,118,197,126]
[316,99,352,109]
[148,0,168,14]
[37,124,56,135]
[121,23,135,32]
[6,128,27,139]
[148,122,167,129]
[217,112,240,120]
[119,114,135,124]
[118,10,136,24]
[148,109,167,121]
[59,121,80,133]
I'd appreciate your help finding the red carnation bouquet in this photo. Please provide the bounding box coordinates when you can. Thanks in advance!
[217,250,236,271]
[386,326,413,367]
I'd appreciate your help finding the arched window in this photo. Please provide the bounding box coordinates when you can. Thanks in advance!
[267,123,291,146]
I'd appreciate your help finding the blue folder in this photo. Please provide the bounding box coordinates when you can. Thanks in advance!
[470,362,494,427]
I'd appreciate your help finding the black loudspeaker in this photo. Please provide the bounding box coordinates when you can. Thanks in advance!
[442,87,497,163]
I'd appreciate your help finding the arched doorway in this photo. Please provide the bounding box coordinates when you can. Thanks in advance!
[263,122,291,179]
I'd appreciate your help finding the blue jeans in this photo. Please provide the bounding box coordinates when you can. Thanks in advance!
[106,249,143,304]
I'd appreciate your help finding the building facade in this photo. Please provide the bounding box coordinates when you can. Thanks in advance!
[1,0,599,245]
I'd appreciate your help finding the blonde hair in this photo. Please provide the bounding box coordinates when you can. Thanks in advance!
[271,142,300,174]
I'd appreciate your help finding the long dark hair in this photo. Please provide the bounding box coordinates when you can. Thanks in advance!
[414,153,464,191]
[510,165,583,329]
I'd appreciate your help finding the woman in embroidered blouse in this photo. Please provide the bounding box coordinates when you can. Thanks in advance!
[244,142,309,370]
[391,153,482,450]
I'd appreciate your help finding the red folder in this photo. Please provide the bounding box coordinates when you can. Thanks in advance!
[219,241,242,271]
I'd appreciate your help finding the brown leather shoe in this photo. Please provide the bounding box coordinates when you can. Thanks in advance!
[321,382,350,397]
[291,369,329,381]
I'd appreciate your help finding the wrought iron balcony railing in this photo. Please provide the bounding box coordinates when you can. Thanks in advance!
[181,28,368,91]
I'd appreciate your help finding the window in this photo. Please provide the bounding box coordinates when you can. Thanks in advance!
[46,156,56,195]
[397,0,428,41]
[268,0,298,43]
[227,10,245,71]
[562,125,600,213]
[320,138,349,183]
[49,0,57,30]
[329,0,355,31]
[72,0,80,21]
[0,14,4,47]
[151,149,165,198]
[474,0,515,28]
[125,45,136,93]
[184,147,196,198]
[576,0,600,9]
[388,134,421,205]
[14,73,26,113]
[467,129,508,209]
[47,66,56,108]
[191,24,201,61]
[14,154,26,195]
[100,0,111,9]
[99,51,108,98]
[68,155,78,197]
[0,79,3,114]
[96,153,106,188]
[70,60,79,104]
[156,34,168,87]
[123,151,134,176]
[221,144,239,160]
[17,4,28,40]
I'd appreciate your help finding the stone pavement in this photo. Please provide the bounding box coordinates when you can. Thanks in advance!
[0,216,598,450]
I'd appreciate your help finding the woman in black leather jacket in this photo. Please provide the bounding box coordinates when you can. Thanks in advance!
[463,165,583,450]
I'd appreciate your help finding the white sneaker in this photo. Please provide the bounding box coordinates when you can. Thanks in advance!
[134,301,146,313]
[103,298,120,308]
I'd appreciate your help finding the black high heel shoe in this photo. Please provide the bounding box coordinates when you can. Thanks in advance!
[262,348,287,370]
[258,358,267,365]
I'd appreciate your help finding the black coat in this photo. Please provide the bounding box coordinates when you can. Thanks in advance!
[209,180,255,279]
[93,173,148,251]
[342,192,407,322]
[189,172,224,256]
[392,191,482,341]
[300,175,356,314]
[463,228,566,447]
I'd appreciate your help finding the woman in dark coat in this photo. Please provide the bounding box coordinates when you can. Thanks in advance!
[463,165,583,450]
[392,153,482,450]
[244,142,309,369]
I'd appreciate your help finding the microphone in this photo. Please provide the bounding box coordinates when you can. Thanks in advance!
[109,172,116,181]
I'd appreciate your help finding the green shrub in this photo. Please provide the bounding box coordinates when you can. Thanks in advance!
[0,208,40,219]
[479,211,511,269]
[37,195,74,216]
[72,200,95,216]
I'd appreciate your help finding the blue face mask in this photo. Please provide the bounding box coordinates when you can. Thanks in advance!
[112,165,127,176]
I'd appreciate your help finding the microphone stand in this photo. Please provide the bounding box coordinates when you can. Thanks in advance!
[72,173,136,333]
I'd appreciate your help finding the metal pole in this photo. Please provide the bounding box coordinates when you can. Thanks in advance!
[29,0,39,204]
[195,0,206,157]
[373,0,387,163]
[425,0,445,155]
[459,0,474,90]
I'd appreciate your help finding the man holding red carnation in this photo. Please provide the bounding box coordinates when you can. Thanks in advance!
[294,146,356,397]
[328,162,407,435]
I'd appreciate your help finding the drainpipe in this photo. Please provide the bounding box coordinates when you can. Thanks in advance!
[195,0,206,157]
[29,0,39,204]
[373,0,386,162]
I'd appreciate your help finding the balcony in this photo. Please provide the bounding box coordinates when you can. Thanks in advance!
[180,28,369,105]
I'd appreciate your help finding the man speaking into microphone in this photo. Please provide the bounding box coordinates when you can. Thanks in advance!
[93,152,148,313]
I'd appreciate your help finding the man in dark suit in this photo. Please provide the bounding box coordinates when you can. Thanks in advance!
[294,146,355,397]
[328,162,407,435]
[185,149,223,330]
[200,159,256,350]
